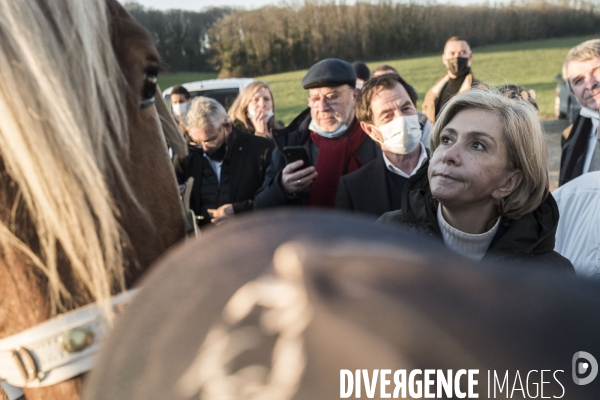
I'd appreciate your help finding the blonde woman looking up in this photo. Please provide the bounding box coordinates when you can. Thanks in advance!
[228,81,282,139]
[380,88,574,272]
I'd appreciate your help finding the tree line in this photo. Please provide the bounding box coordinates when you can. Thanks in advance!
[123,2,230,72]
[124,0,600,76]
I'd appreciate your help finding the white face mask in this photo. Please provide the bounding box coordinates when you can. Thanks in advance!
[309,119,348,139]
[247,110,274,120]
[373,115,422,154]
[172,102,190,117]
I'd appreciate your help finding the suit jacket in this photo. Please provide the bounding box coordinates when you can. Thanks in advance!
[559,115,592,186]
[335,151,390,219]
[175,130,274,224]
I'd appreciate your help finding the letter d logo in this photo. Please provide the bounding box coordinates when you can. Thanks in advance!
[572,351,598,385]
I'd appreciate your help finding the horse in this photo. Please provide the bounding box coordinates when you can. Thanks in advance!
[84,210,600,400]
[0,1,187,399]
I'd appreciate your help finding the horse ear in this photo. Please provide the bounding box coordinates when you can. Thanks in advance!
[156,86,188,158]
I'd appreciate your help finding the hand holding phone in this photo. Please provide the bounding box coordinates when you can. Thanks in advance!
[281,146,317,194]
[283,146,311,167]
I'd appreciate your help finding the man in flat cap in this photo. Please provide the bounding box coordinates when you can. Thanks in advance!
[254,58,378,209]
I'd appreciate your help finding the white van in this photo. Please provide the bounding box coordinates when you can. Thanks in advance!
[163,78,254,111]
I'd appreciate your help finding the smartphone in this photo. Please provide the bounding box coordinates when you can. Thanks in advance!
[283,146,311,168]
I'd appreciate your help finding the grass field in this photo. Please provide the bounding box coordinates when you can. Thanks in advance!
[159,35,598,124]
[159,72,218,92]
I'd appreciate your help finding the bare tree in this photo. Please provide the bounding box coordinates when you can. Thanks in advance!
[124,2,231,72]
[209,0,599,77]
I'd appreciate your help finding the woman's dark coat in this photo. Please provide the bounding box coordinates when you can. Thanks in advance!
[379,168,574,273]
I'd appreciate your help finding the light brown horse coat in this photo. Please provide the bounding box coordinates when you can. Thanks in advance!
[0,1,185,399]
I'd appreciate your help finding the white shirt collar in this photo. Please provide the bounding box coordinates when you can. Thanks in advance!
[203,153,224,183]
[580,106,599,122]
[382,142,428,179]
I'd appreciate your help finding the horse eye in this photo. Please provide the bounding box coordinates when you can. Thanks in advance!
[140,72,157,108]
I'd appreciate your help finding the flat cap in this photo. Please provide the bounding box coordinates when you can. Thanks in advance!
[302,58,356,89]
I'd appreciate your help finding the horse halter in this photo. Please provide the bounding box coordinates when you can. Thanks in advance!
[0,290,138,389]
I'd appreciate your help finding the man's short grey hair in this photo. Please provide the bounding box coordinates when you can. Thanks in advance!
[187,96,229,129]
[562,39,600,79]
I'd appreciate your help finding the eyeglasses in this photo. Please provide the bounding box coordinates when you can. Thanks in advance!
[194,124,226,148]
[200,138,220,148]
[307,91,347,108]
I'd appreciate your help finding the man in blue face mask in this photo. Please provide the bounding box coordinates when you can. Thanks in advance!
[254,58,378,209]
[423,36,476,124]
[335,73,429,218]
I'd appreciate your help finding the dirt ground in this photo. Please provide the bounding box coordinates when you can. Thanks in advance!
[542,119,569,192]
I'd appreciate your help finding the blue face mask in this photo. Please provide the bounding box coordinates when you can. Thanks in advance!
[309,119,348,139]
[247,110,274,120]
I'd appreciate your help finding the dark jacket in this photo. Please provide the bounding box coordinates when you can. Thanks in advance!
[254,108,378,208]
[335,150,429,219]
[335,150,388,218]
[559,115,593,186]
[232,118,283,137]
[422,71,476,124]
[379,168,574,272]
[175,129,273,225]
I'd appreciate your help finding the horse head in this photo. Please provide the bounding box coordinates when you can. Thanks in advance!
[0,1,185,398]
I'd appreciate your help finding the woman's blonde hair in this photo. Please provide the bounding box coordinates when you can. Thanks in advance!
[228,81,279,134]
[430,88,548,220]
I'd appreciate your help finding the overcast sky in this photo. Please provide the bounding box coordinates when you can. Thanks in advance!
[124,0,505,12]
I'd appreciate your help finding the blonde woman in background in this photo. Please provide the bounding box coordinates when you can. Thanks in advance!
[228,81,282,139]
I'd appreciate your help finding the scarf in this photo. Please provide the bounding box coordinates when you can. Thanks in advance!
[307,119,367,207]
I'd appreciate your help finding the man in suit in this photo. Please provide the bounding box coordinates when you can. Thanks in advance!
[372,64,433,150]
[335,73,428,218]
[559,39,600,186]
[175,97,273,228]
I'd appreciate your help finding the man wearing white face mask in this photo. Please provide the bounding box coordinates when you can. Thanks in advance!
[170,85,192,141]
[335,73,428,218]
[254,58,378,209]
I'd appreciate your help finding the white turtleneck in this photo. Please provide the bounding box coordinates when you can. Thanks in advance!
[437,204,501,261]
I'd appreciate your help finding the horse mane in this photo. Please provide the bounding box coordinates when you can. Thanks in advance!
[0,0,133,314]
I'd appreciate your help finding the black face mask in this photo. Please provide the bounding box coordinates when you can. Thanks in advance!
[207,141,226,161]
[447,57,470,77]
